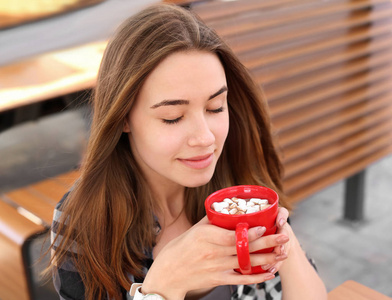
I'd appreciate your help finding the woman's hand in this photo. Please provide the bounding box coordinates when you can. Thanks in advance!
[257,206,292,274]
[142,216,289,300]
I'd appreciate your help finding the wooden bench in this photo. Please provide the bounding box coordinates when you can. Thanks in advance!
[0,170,80,300]
[328,280,392,300]
[2,0,392,298]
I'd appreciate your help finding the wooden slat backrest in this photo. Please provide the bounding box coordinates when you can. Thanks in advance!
[1,189,55,227]
[0,198,45,300]
[1,171,79,227]
[0,171,78,299]
[188,0,392,202]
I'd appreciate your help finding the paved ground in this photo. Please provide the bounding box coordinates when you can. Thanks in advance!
[1,0,391,298]
[290,157,392,297]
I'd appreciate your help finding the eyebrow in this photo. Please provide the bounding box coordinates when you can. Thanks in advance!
[150,86,228,109]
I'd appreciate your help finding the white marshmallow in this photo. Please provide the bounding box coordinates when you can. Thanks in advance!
[250,198,269,205]
[246,207,259,214]
[259,204,271,210]
[212,196,271,215]
[229,208,238,215]
[212,201,229,212]
[253,205,261,212]
[237,199,246,207]
[238,203,247,212]
[223,198,234,204]
[229,203,237,209]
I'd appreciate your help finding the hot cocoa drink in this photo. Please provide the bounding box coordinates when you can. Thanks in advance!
[211,197,271,215]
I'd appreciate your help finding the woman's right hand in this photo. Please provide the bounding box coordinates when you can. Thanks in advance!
[141,216,289,300]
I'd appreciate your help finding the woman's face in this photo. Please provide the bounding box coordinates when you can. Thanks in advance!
[124,50,229,190]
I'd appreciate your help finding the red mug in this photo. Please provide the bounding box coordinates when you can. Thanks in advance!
[205,185,279,275]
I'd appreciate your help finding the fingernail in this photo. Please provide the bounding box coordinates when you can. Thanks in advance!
[257,226,266,237]
[278,218,285,227]
[275,253,288,261]
[268,267,277,274]
[261,264,271,270]
[280,244,285,254]
[276,235,289,244]
[265,273,275,281]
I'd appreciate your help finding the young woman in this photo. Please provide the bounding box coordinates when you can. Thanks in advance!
[50,4,327,300]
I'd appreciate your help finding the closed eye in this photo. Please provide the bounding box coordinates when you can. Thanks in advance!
[208,107,224,113]
[162,116,183,124]
[162,107,224,124]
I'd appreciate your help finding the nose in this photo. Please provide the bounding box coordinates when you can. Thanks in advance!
[188,115,215,147]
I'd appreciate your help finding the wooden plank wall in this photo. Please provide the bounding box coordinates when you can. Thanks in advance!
[189,0,392,202]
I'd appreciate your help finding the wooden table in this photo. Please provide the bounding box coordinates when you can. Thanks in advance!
[328,280,391,300]
[0,41,107,113]
[0,0,107,29]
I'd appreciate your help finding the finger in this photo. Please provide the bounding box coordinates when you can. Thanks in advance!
[273,243,285,256]
[259,251,287,271]
[261,263,278,274]
[224,251,278,270]
[280,243,285,256]
[220,226,266,255]
[276,207,289,228]
[271,261,284,273]
[275,225,288,255]
[222,270,276,286]
[199,225,237,247]
[261,263,274,271]
[209,224,267,247]
[247,226,266,242]
[211,225,266,246]
[249,234,289,253]
[249,252,284,267]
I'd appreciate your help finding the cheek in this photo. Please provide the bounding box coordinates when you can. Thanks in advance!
[154,132,182,155]
[135,124,183,158]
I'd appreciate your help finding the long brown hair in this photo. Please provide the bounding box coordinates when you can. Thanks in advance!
[50,3,287,300]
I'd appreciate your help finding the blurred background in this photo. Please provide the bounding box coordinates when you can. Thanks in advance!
[1,0,392,299]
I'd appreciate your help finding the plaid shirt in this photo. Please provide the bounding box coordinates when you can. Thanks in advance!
[52,193,312,300]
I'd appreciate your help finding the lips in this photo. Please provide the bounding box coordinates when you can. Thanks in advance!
[178,153,214,169]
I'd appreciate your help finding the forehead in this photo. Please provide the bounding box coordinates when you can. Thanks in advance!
[138,50,227,103]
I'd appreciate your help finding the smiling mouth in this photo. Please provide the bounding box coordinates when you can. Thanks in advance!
[178,154,214,169]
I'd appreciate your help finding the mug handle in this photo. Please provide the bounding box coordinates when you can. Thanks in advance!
[235,222,251,275]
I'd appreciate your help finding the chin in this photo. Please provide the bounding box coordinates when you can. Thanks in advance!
[182,173,214,188]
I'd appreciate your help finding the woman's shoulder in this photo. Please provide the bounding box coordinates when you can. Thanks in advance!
[52,191,70,227]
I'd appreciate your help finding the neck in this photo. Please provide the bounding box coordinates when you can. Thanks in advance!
[151,182,186,225]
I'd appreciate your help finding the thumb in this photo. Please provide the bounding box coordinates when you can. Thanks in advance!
[197,215,210,225]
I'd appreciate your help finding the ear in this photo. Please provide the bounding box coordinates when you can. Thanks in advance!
[123,117,131,133]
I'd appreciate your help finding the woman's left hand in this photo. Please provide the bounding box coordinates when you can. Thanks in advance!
[260,206,293,274]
